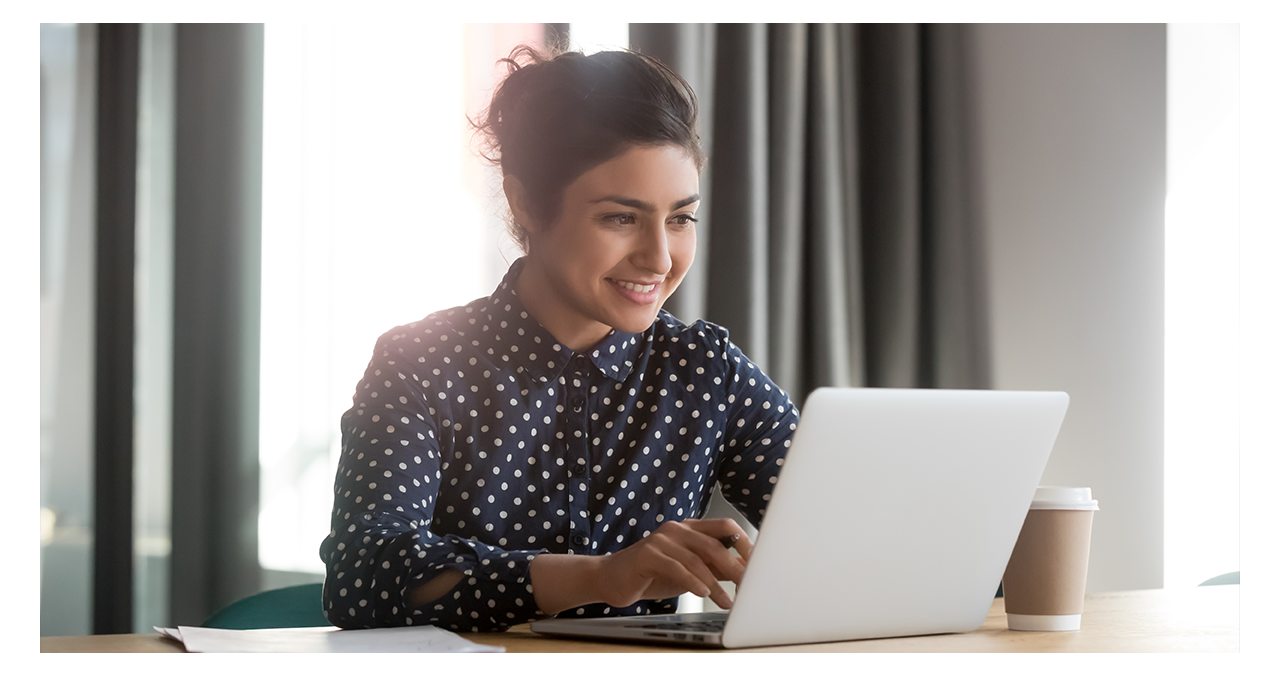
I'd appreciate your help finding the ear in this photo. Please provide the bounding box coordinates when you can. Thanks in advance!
[502,174,537,237]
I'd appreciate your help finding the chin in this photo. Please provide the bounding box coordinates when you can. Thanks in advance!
[612,312,660,334]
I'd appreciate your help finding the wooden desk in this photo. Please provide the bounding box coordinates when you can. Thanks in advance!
[41,586,1238,653]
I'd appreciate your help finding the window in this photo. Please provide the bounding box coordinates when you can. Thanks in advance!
[258,23,630,576]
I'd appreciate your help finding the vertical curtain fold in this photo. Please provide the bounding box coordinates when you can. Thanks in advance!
[93,22,140,635]
[920,24,993,390]
[765,24,808,394]
[858,24,923,389]
[170,23,264,626]
[804,23,858,394]
[631,23,990,401]
[705,24,770,362]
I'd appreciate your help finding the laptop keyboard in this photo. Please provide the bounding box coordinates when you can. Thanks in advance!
[646,618,726,633]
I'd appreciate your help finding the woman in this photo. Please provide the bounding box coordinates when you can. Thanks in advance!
[320,45,799,632]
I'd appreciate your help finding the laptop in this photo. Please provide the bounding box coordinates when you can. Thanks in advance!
[530,387,1069,649]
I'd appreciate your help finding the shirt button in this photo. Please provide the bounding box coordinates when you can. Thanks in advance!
[571,397,585,412]
[571,463,586,476]
[572,534,589,547]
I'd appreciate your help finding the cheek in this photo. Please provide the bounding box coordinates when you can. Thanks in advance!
[670,233,697,276]
[545,225,600,269]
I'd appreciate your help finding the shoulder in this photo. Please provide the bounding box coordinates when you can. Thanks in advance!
[350,297,501,427]
[353,300,490,417]
[646,310,739,374]
[651,309,732,348]
[367,296,490,367]
[651,312,773,387]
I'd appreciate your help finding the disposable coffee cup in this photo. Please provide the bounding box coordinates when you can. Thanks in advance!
[1001,486,1099,631]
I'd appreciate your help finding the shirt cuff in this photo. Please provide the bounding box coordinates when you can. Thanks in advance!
[407,546,548,632]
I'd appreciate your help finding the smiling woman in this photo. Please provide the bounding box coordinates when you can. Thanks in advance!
[478,46,707,350]
[512,145,702,349]
[318,45,799,631]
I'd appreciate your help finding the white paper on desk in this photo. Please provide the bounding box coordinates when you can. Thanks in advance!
[160,625,504,653]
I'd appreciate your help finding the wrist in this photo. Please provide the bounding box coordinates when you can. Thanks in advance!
[529,553,603,616]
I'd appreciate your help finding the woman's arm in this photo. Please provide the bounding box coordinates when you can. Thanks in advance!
[715,334,801,528]
[407,518,752,614]
[527,518,751,614]
[321,328,547,632]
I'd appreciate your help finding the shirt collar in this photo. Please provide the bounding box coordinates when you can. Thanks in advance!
[485,258,643,384]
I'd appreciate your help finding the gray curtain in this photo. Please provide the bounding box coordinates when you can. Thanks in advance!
[631,24,991,399]
[169,23,264,626]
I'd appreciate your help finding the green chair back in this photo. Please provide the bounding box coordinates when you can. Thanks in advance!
[1199,571,1240,586]
[203,583,331,630]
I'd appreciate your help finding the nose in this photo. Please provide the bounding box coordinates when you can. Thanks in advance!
[633,220,672,276]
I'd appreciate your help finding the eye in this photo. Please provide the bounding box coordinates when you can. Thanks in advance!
[604,213,636,226]
[671,214,699,227]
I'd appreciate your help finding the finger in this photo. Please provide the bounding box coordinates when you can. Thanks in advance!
[708,580,734,610]
[650,549,713,599]
[680,519,754,572]
[663,535,742,608]
[718,533,754,564]
[731,529,754,563]
[666,547,735,609]
[647,525,739,608]
[661,523,746,584]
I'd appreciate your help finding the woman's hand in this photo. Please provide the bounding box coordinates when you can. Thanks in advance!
[595,518,753,610]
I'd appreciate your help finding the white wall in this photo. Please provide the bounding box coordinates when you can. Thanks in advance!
[972,24,1167,593]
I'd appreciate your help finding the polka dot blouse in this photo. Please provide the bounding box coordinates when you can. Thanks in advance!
[319,258,799,632]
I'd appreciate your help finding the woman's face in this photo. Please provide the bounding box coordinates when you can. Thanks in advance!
[513,144,700,350]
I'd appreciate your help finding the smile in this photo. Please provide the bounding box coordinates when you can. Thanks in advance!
[611,279,659,293]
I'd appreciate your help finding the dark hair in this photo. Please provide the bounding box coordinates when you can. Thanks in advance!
[474,44,705,252]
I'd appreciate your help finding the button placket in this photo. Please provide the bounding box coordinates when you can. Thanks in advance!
[564,354,593,554]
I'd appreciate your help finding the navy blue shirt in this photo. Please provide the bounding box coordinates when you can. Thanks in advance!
[319,258,799,631]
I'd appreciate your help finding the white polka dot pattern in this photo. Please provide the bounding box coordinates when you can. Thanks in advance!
[319,259,798,631]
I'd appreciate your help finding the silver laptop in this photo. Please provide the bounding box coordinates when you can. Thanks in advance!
[530,387,1069,649]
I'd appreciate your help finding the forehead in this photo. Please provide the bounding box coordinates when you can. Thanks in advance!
[566,145,700,204]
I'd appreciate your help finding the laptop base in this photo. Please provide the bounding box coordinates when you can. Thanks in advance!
[532,612,726,647]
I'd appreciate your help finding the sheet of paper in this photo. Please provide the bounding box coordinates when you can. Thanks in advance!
[158,625,504,653]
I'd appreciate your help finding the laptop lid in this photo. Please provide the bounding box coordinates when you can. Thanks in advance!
[720,387,1068,648]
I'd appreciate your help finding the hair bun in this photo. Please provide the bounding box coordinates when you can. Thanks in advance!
[471,44,703,253]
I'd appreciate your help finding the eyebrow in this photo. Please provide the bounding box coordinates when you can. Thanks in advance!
[589,194,701,211]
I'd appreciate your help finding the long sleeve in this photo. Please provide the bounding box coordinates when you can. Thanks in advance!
[714,334,800,529]
[319,330,545,631]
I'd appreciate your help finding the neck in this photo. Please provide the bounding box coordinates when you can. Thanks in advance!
[514,258,612,353]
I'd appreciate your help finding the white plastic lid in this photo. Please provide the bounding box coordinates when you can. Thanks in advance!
[1029,486,1099,511]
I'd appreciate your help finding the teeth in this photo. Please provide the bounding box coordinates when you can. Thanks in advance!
[615,280,657,293]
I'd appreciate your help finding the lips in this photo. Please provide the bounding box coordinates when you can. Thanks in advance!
[608,277,662,304]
